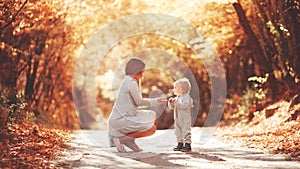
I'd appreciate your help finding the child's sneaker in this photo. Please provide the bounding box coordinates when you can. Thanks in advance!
[173,142,184,151]
[181,143,192,152]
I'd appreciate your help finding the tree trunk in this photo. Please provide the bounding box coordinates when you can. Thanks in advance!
[286,0,300,79]
[26,59,39,94]
[233,2,272,73]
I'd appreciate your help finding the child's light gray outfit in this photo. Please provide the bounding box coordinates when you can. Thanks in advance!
[108,76,158,147]
[168,94,193,143]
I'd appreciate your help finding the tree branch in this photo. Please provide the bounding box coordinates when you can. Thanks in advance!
[0,0,28,30]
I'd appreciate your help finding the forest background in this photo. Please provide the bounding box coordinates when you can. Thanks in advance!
[0,0,299,167]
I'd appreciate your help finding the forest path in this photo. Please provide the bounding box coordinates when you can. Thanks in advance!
[54,127,300,169]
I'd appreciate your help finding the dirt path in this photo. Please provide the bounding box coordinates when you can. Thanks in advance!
[54,127,300,169]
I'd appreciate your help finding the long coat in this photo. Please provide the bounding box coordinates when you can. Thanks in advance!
[108,76,158,147]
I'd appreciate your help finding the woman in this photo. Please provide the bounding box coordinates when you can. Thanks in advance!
[108,58,166,152]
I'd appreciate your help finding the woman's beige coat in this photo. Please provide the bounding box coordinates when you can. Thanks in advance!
[108,76,158,147]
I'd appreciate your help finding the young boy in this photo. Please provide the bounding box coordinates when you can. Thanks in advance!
[168,78,193,152]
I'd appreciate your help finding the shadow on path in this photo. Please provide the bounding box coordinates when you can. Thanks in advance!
[194,147,299,162]
[54,129,300,169]
[117,151,183,168]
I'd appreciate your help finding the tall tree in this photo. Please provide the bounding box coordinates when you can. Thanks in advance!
[234,0,300,99]
[0,0,79,128]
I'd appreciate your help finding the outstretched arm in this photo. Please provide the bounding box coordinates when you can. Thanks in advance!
[128,81,158,107]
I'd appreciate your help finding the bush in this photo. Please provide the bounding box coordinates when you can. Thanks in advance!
[232,75,268,122]
[0,89,27,128]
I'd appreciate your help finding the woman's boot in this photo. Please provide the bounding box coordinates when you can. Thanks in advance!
[112,137,126,152]
[120,136,142,152]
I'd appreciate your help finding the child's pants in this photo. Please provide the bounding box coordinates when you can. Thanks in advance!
[174,116,191,143]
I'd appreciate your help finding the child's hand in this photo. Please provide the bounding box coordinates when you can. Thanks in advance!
[168,98,175,103]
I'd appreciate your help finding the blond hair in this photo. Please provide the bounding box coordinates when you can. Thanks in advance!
[174,78,191,94]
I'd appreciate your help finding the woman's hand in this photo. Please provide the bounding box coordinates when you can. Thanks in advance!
[157,98,168,104]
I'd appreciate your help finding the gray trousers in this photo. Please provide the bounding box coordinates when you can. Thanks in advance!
[174,112,192,143]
